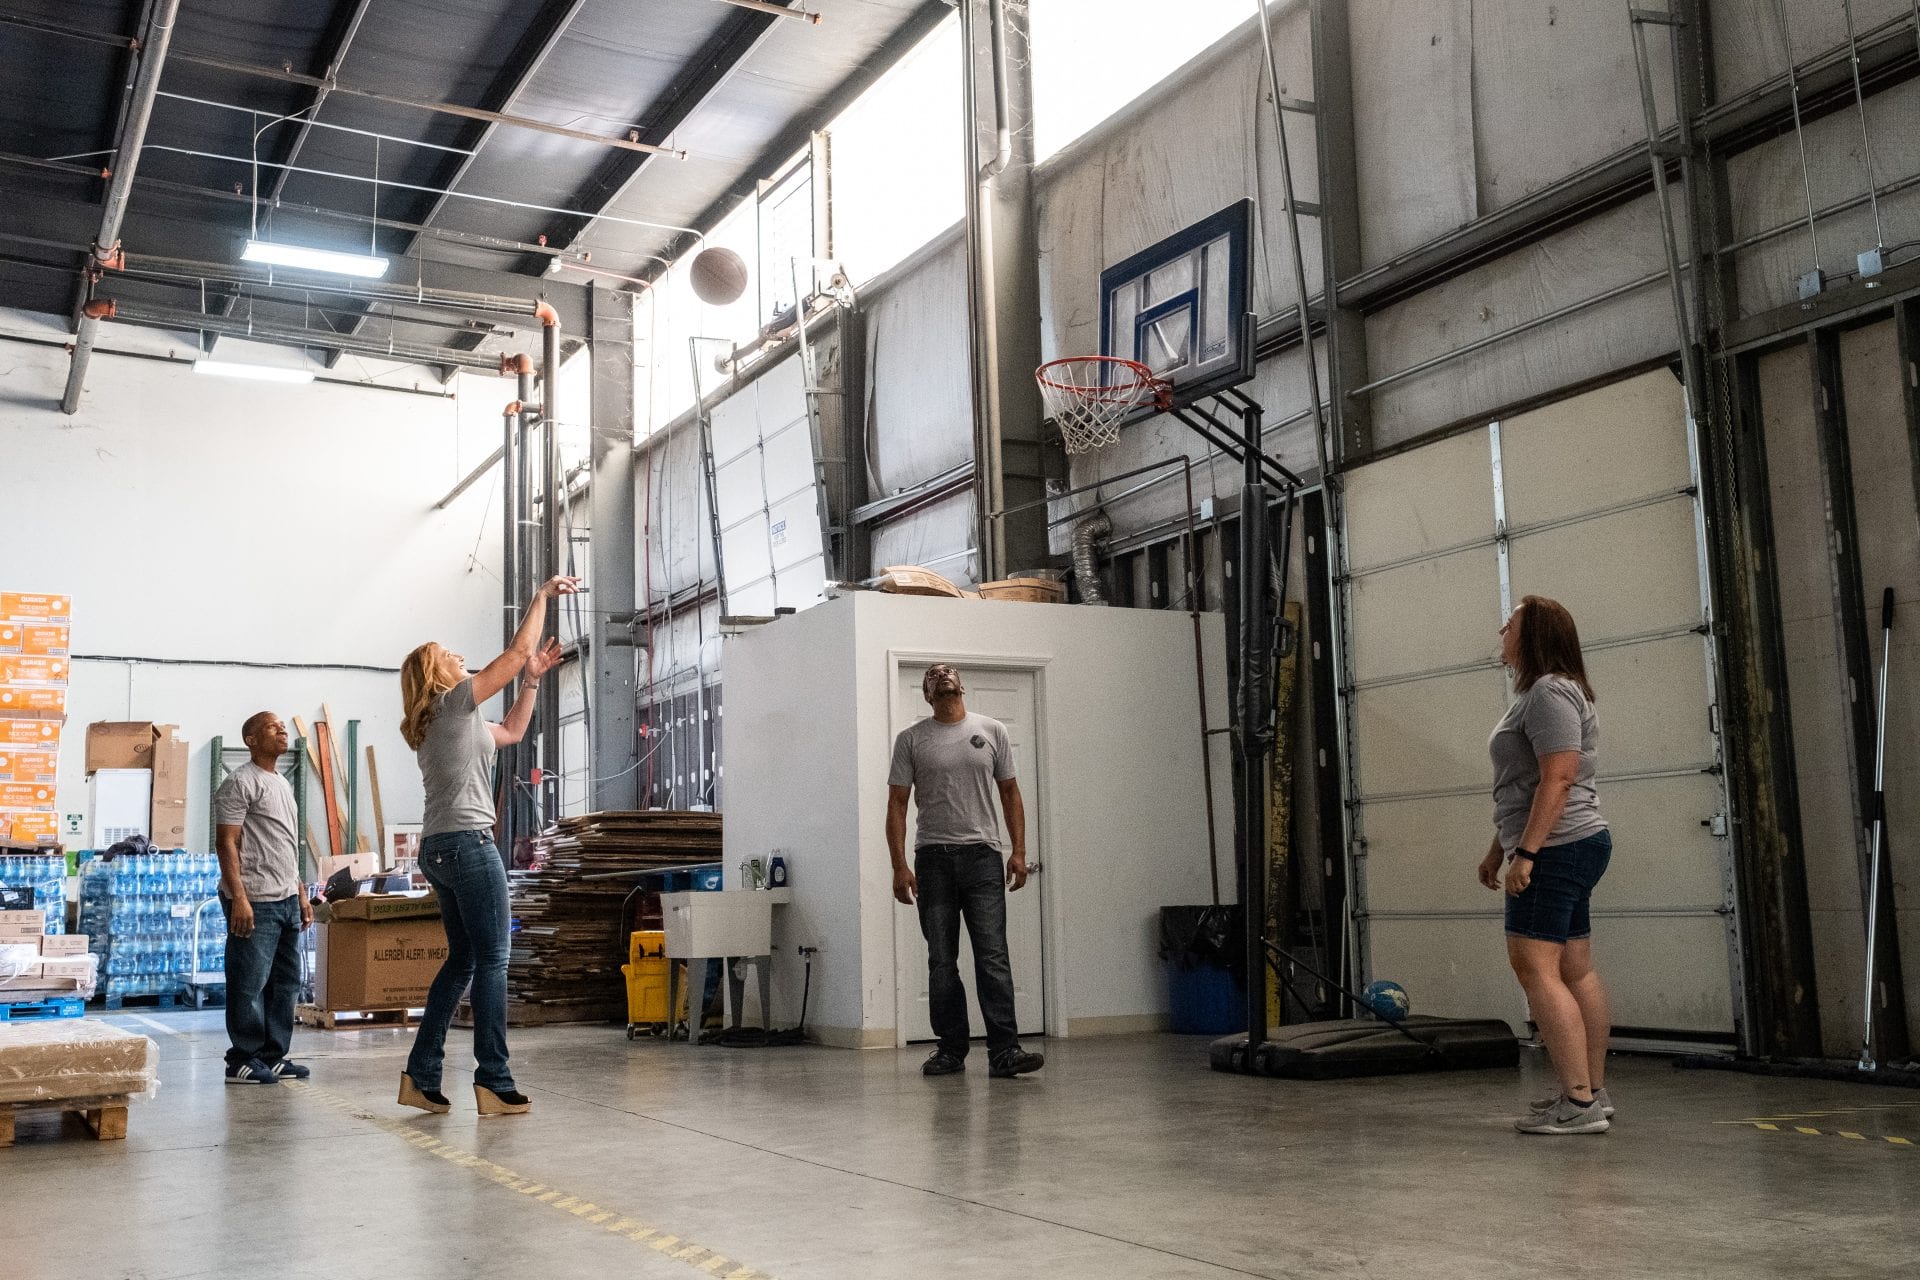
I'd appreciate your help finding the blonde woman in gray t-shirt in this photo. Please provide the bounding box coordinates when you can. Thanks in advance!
[1476,594,1614,1135]
[394,573,577,1117]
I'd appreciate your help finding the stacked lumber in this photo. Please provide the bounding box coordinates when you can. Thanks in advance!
[505,811,722,1023]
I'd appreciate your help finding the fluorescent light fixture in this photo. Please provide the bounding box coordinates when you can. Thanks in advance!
[193,359,315,385]
[241,238,390,279]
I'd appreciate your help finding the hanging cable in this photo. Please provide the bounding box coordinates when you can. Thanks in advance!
[1840,0,1888,258]
[1770,0,1824,282]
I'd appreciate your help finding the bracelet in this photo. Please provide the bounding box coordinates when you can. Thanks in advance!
[519,681,539,694]
[1512,848,1538,861]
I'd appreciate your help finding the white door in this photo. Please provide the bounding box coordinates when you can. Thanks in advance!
[894,663,1046,1042]
[1343,370,1738,1038]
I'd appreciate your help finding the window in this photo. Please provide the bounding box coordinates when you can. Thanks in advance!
[1029,1,1254,161]
[758,159,816,322]
[823,15,964,285]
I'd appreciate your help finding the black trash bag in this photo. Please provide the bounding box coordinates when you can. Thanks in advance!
[1159,905,1245,980]
[102,835,158,861]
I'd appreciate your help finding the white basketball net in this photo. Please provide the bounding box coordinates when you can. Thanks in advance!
[1035,357,1170,454]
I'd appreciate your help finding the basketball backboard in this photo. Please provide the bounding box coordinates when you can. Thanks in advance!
[1098,198,1255,419]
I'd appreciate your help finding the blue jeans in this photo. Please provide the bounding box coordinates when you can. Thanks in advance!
[1505,830,1613,944]
[915,843,1020,1059]
[405,830,514,1093]
[222,894,303,1069]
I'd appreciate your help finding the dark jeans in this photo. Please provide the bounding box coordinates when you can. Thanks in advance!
[221,894,302,1069]
[915,842,1019,1059]
[405,830,514,1093]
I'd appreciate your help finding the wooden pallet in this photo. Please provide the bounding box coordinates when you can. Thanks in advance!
[295,1004,416,1030]
[0,1094,130,1147]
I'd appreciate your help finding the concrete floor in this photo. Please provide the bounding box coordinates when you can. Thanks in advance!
[3,1012,1915,1279]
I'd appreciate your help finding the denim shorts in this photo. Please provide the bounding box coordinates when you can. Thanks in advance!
[1504,829,1612,944]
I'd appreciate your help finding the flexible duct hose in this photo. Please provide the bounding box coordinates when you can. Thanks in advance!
[1071,511,1113,606]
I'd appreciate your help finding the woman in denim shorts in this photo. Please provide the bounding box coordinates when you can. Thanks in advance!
[1477,595,1613,1135]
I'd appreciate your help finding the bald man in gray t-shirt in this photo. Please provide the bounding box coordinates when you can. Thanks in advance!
[886,663,1043,1080]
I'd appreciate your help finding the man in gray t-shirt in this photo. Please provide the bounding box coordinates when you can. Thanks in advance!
[213,711,310,1083]
[886,663,1043,1079]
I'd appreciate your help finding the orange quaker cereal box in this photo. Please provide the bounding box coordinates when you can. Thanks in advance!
[20,626,69,657]
[0,782,56,811]
[0,623,19,653]
[0,750,57,783]
[6,812,58,844]
[0,687,66,716]
[0,594,72,625]
[0,656,68,686]
[0,719,60,748]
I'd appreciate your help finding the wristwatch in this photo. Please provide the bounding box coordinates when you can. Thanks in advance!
[1512,847,1539,861]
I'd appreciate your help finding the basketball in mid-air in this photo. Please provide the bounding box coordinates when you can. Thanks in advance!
[690,246,749,305]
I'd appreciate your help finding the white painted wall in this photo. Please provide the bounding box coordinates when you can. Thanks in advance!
[721,592,1231,1047]
[3,310,509,849]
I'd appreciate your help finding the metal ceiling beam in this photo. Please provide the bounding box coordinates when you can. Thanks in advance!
[637,0,953,283]
[331,0,590,364]
[0,12,684,157]
[70,0,160,333]
[62,0,181,415]
[543,3,791,273]
[209,0,375,356]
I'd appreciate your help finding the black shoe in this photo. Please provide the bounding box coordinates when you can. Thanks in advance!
[988,1048,1044,1079]
[268,1059,310,1080]
[922,1050,966,1076]
[225,1058,279,1085]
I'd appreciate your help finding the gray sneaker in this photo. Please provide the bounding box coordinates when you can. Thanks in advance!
[1529,1086,1613,1119]
[1516,1095,1609,1135]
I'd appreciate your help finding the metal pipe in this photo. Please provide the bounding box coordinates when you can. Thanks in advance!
[1254,0,1332,488]
[62,0,180,414]
[540,307,563,827]
[978,0,1013,182]
[1858,587,1895,1070]
[1840,0,1888,251]
[1771,0,1825,274]
[156,90,476,155]
[93,298,507,371]
[715,0,824,22]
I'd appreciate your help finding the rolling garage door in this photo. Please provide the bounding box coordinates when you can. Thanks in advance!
[1341,369,1741,1039]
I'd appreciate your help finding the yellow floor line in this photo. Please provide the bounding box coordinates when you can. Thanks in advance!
[284,1082,775,1279]
[1723,1117,1918,1149]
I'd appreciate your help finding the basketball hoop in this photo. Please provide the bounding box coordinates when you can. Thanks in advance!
[1035,356,1172,454]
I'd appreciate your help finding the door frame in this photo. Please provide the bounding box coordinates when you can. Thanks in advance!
[885,647,1061,1045]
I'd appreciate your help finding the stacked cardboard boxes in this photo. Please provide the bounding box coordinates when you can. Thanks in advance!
[0,592,69,848]
[0,908,96,1000]
[84,722,189,848]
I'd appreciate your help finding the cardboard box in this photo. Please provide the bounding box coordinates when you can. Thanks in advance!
[0,782,56,811]
[38,956,96,981]
[150,726,188,848]
[0,593,71,626]
[19,625,70,657]
[6,813,58,845]
[39,933,88,957]
[0,656,67,686]
[0,909,47,938]
[314,903,447,1009]
[0,1021,156,1105]
[0,941,40,973]
[0,719,60,748]
[0,749,56,783]
[87,722,165,771]
[0,687,65,716]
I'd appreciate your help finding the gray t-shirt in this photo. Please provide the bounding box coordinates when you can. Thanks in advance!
[1490,674,1607,852]
[212,762,302,901]
[418,678,497,839]
[888,712,1015,850]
